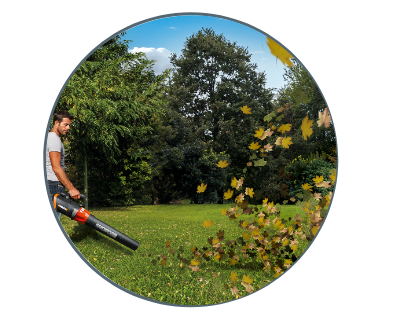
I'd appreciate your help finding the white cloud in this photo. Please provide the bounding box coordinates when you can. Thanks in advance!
[129,47,173,75]
[169,27,177,29]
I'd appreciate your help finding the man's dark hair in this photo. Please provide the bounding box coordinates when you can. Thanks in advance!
[53,110,74,124]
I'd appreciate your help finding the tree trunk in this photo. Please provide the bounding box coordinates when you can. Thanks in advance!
[152,181,159,205]
[84,153,88,209]
[218,187,224,204]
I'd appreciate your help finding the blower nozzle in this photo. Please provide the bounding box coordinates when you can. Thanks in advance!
[53,193,139,251]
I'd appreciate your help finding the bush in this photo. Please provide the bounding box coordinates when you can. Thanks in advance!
[284,154,336,199]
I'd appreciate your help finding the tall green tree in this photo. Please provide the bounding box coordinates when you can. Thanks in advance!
[167,28,274,201]
[56,33,170,206]
[138,105,230,204]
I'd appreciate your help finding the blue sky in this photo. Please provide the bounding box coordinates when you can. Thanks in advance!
[121,15,291,90]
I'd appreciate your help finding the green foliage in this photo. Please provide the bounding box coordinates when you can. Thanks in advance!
[285,155,312,178]
[181,148,230,204]
[57,33,170,206]
[105,148,153,206]
[284,155,336,198]
[168,28,274,189]
[139,107,202,204]
[66,147,153,206]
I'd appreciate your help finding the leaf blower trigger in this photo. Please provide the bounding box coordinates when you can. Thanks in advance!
[53,193,139,251]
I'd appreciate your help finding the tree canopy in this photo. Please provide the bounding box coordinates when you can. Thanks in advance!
[55,33,170,206]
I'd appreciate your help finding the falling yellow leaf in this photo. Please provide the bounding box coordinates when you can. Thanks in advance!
[221,208,227,215]
[301,115,313,140]
[302,183,313,191]
[231,272,239,283]
[311,226,319,236]
[243,232,250,240]
[242,275,253,284]
[249,142,261,150]
[245,187,254,198]
[254,128,264,138]
[241,105,252,114]
[313,175,324,184]
[224,189,234,200]
[281,137,293,149]
[277,124,292,134]
[217,160,230,168]
[266,37,294,67]
[202,220,214,228]
[231,177,238,188]
[197,183,207,193]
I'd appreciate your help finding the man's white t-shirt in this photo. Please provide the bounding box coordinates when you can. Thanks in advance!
[46,132,65,181]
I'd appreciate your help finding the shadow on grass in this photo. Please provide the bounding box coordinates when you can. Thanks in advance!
[69,223,133,255]
[69,223,99,241]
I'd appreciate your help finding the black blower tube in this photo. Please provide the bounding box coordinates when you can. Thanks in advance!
[53,193,139,251]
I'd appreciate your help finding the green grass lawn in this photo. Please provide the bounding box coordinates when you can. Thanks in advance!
[60,203,307,305]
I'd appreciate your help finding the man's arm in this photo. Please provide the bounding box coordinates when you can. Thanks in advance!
[49,151,80,199]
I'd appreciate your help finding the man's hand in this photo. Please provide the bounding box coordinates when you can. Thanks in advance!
[69,188,81,199]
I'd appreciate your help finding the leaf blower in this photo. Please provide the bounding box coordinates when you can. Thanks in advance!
[53,193,139,251]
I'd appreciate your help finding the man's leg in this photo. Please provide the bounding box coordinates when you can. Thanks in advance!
[48,180,65,220]
[55,182,66,220]
[48,180,61,219]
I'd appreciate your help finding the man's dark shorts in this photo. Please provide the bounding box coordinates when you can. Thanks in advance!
[48,180,65,219]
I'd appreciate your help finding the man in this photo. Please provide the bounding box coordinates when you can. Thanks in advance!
[46,110,80,219]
